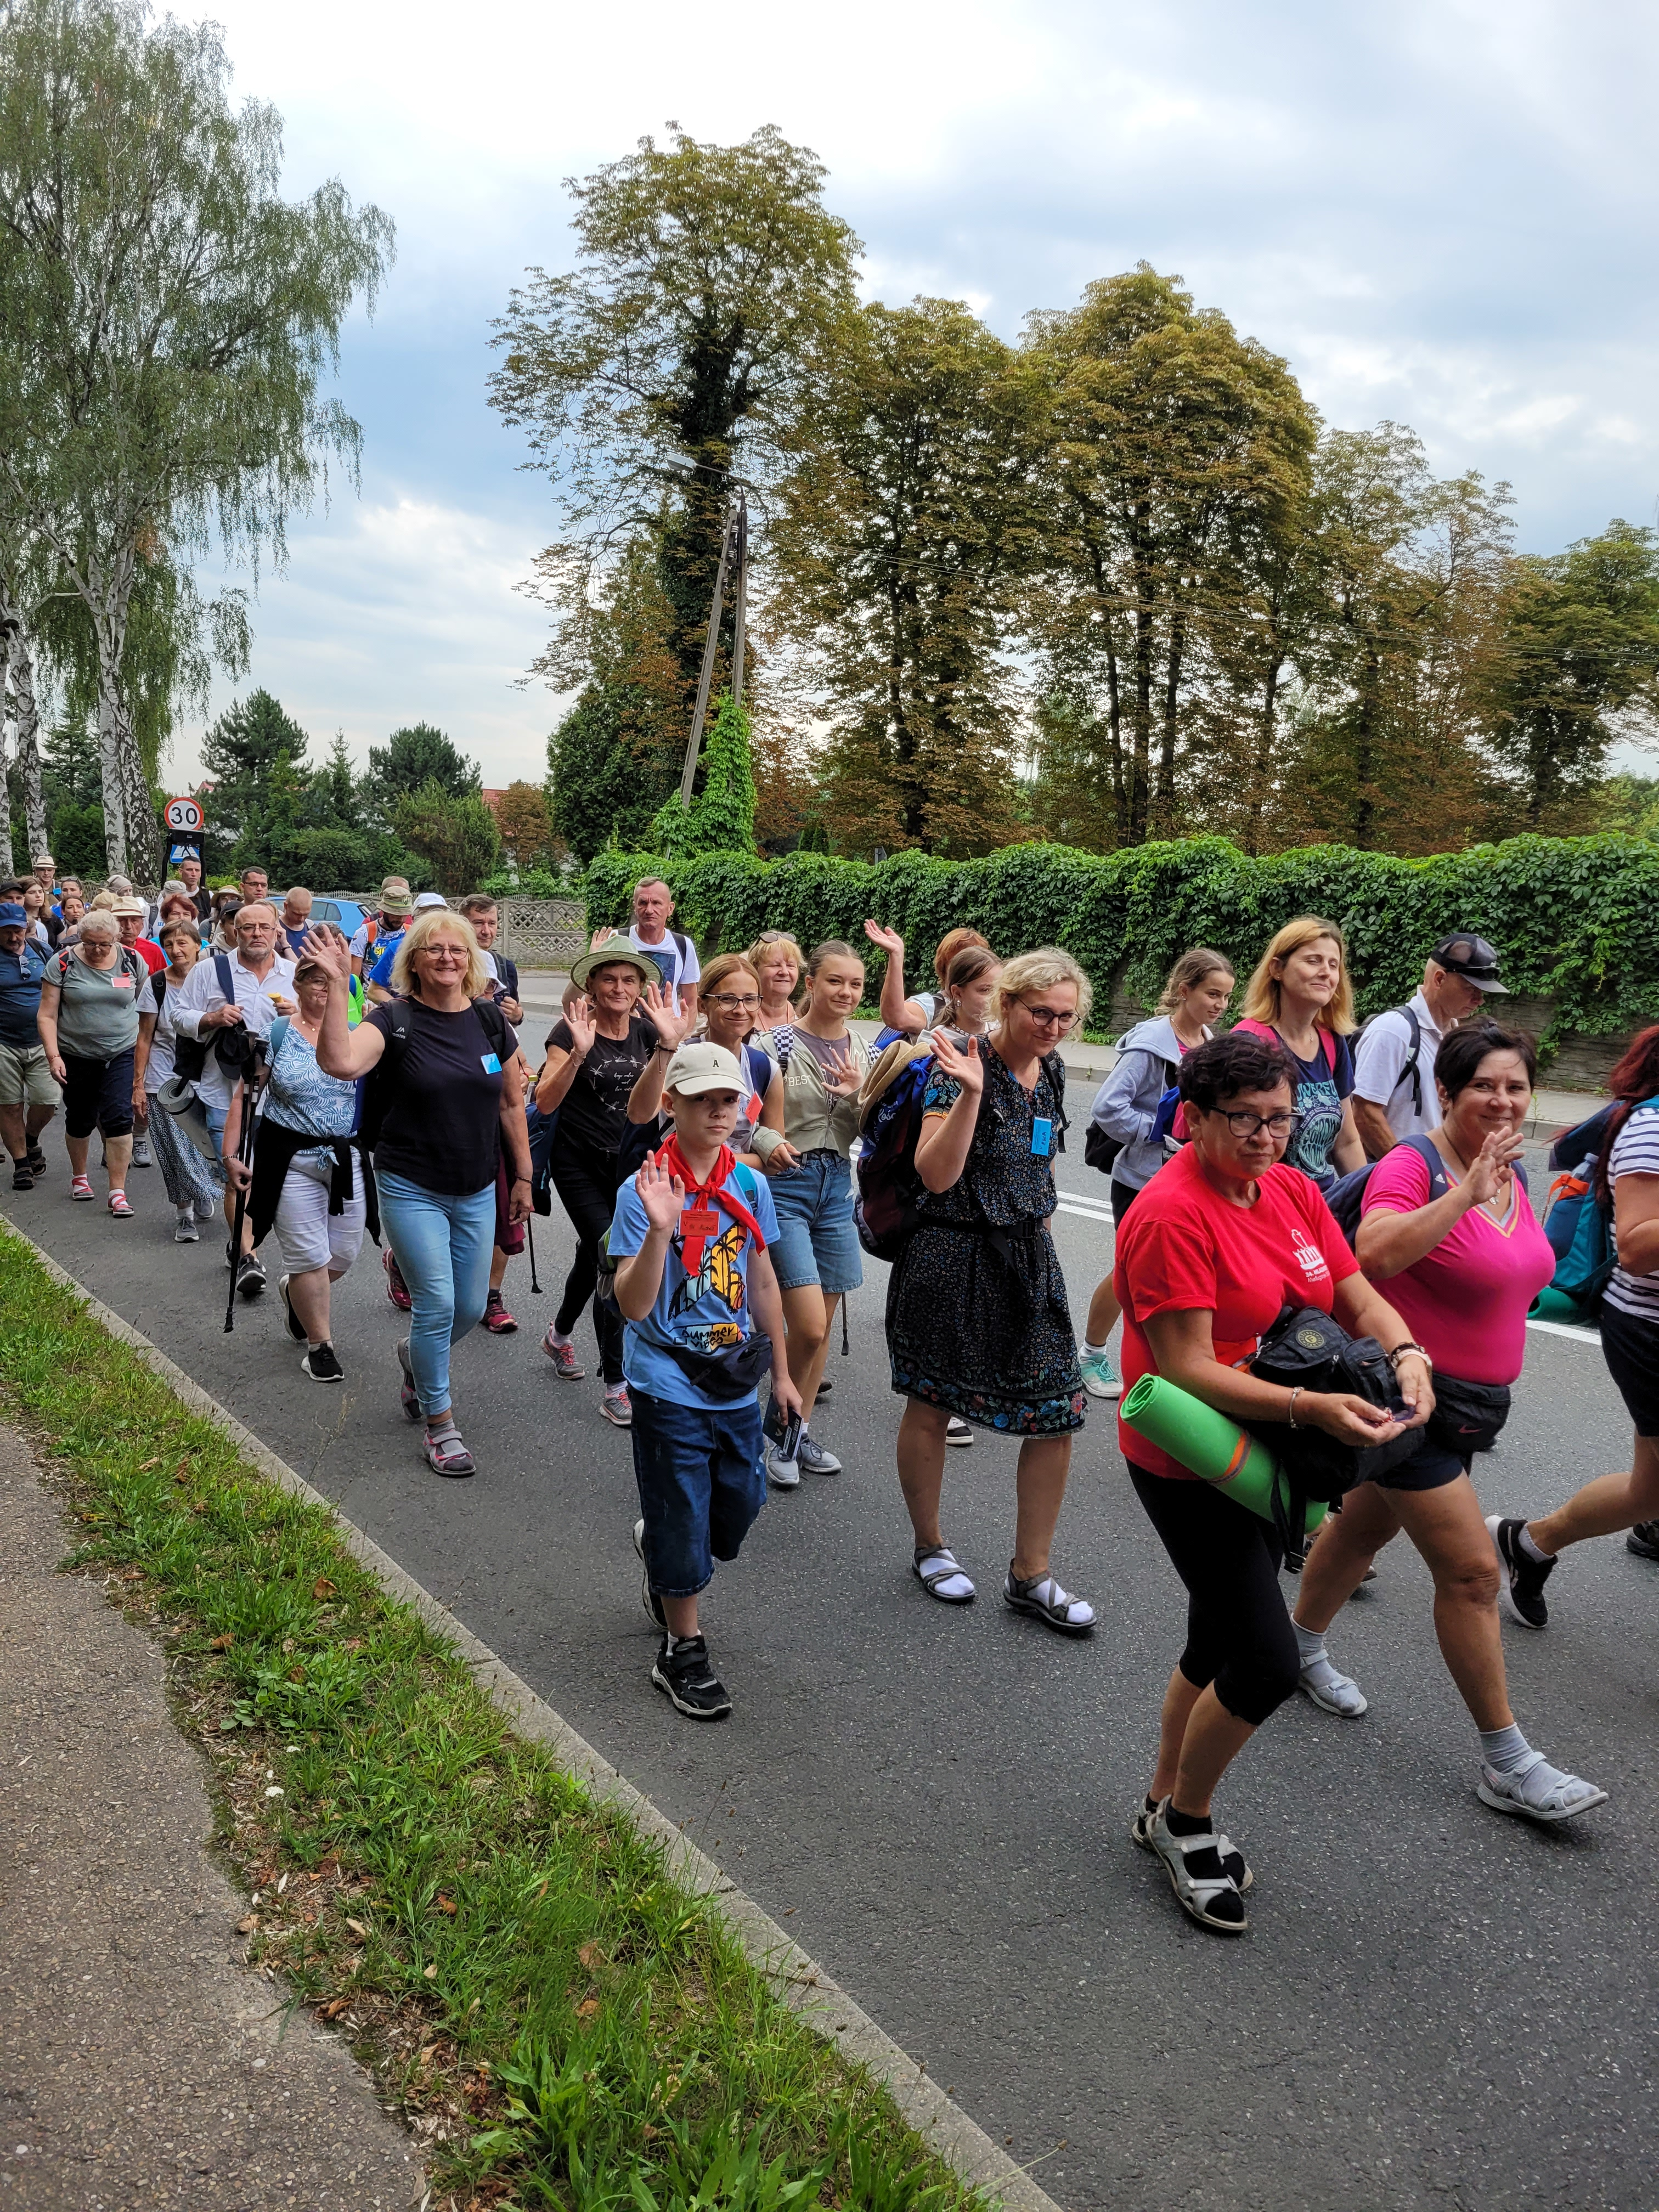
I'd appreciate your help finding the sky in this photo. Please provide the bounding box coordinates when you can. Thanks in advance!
[162,0,1659,791]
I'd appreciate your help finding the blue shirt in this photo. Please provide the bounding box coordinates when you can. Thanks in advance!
[608,1162,780,1410]
[366,929,407,990]
[0,943,48,1048]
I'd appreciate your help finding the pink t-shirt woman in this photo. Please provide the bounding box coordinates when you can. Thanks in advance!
[1360,1144,1553,1384]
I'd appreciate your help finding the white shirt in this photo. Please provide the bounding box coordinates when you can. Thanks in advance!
[627,924,699,994]
[1352,990,1443,1140]
[173,947,298,1108]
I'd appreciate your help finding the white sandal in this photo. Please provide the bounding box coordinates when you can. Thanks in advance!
[1132,1800,1252,1892]
[1477,1752,1608,1825]
[1297,1659,1369,1718]
[1145,1799,1249,1934]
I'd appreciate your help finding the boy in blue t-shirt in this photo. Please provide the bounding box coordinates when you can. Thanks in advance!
[608,1041,799,1720]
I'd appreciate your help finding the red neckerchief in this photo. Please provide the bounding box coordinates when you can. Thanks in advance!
[656,1133,768,1275]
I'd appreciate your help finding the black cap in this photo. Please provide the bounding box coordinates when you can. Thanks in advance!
[1431,932,1508,994]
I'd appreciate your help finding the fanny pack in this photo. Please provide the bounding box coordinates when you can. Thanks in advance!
[1426,1372,1511,1458]
[661,1333,773,1403]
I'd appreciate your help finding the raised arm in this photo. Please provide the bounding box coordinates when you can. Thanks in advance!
[865,920,929,1034]
[301,929,387,1080]
[912,1031,984,1193]
[534,999,594,1114]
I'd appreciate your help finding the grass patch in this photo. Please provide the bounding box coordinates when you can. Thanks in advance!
[0,1224,992,2212]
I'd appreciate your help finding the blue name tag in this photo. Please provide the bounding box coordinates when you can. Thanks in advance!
[480,1052,502,1075]
[1031,1116,1053,1156]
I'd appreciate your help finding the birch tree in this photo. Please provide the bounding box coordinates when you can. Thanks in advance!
[0,0,392,878]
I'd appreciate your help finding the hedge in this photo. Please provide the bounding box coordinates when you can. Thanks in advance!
[585,833,1659,1046]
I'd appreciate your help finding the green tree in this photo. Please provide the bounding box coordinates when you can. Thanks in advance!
[393,779,501,895]
[366,724,481,823]
[490,125,860,733]
[0,0,392,878]
[771,297,1045,856]
[1597,771,1659,838]
[201,690,310,861]
[1481,521,1659,830]
[649,694,757,859]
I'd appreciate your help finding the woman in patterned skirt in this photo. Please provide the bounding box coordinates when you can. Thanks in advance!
[887,947,1093,1632]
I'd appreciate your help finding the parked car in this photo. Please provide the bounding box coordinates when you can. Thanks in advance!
[309,895,368,941]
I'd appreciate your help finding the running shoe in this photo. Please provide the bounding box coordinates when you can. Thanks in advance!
[173,1210,199,1244]
[383,1248,413,1312]
[600,1389,632,1428]
[766,1445,802,1489]
[945,1416,974,1447]
[1627,1520,1659,1560]
[482,1289,518,1334]
[651,1634,732,1721]
[395,1338,420,1423]
[12,1162,32,1190]
[131,1136,151,1167]
[302,1342,344,1384]
[275,1273,307,1343]
[1079,1344,1122,1399]
[70,1174,93,1200]
[1486,1514,1554,1629]
[541,1327,584,1380]
[795,1434,840,1476]
[235,1250,266,1299]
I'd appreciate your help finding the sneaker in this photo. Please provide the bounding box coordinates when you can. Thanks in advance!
[302,1341,345,1384]
[482,1289,518,1334]
[651,1634,732,1721]
[396,1338,420,1423]
[275,1274,307,1344]
[11,1161,32,1191]
[1486,1515,1554,1629]
[1079,1344,1122,1400]
[235,1250,266,1299]
[945,1416,974,1448]
[383,1248,413,1312]
[600,1389,632,1428]
[173,1210,199,1244]
[1628,1520,1659,1560]
[766,1445,802,1489]
[795,1433,841,1476]
[131,1136,151,1167]
[815,1376,832,1396]
[541,1327,584,1380]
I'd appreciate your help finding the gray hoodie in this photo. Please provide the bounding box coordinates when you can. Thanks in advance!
[1088,1014,1206,1191]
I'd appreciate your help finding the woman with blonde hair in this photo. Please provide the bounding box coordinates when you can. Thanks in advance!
[887,947,1094,1630]
[1234,916,1364,1189]
[309,910,531,1476]
[1076,946,1236,1398]
[748,931,804,1031]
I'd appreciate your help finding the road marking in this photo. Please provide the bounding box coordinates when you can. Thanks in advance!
[1056,1200,1116,1223]
[1526,1318,1601,1344]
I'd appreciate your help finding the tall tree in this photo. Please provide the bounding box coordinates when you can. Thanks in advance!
[490,124,860,743]
[393,781,500,895]
[1025,266,1318,845]
[770,296,1044,855]
[201,689,310,860]
[0,0,392,878]
[366,724,481,822]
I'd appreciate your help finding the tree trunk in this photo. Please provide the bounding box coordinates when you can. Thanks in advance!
[88,557,160,884]
[0,594,47,859]
[1244,650,1283,860]
[1155,605,1187,836]
[0,671,12,871]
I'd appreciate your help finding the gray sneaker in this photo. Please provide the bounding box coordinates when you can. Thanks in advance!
[795,1433,842,1477]
[173,1212,199,1243]
[131,1136,151,1167]
[766,1444,802,1489]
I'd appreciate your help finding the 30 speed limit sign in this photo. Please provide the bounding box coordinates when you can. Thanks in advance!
[163,795,204,833]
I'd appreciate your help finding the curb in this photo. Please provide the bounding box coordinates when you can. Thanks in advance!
[3,1223,1063,2212]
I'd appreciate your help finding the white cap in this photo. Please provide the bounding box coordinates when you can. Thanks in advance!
[663,1041,744,1097]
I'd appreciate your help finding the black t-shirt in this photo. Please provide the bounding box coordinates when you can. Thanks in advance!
[369,998,504,1196]
[545,1013,654,1154]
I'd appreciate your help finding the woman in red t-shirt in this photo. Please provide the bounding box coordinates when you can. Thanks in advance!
[1114,1029,1431,1935]
[1292,1023,1604,1825]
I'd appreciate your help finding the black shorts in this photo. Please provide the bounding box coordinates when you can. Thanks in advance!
[1600,1303,1659,1439]
[1110,1177,1140,1227]
[61,1049,136,1140]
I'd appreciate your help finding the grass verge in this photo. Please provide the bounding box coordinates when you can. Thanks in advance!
[0,1223,995,2212]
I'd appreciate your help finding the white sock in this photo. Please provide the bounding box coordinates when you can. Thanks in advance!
[1083,1339,1109,1357]
[1479,1722,1530,1773]
[1517,1523,1554,1564]
[1293,1620,1328,1666]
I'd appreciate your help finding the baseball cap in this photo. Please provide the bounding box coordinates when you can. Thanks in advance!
[1431,932,1508,995]
[663,1042,744,1097]
[413,891,448,910]
[379,886,414,916]
[0,901,26,927]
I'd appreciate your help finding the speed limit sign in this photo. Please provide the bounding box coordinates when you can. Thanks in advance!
[163,795,204,833]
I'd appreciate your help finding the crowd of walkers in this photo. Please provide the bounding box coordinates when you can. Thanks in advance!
[3,856,1656,1934]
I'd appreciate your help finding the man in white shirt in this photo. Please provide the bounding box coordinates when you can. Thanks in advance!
[1352,931,1508,1156]
[173,901,296,1290]
[591,876,699,1011]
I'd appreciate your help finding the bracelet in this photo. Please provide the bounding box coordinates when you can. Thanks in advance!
[1387,1342,1432,1371]
[1287,1386,1302,1429]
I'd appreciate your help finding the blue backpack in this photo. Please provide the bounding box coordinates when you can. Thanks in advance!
[1536,1094,1659,1317]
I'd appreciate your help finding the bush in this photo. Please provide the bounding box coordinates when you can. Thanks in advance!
[584,832,1659,1044]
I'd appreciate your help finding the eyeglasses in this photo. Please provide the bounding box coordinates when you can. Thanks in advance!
[707,992,760,1009]
[1215,1109,1299,1138]
[1018,1001,1079,1031]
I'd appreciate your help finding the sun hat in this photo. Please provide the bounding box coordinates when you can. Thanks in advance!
[111,896,149,918]
[379,885,414,916]
[662,1041,744,1097]
[1431,932,1508,995]
[569,941,658,992]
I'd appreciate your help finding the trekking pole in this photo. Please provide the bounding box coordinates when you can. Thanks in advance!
[526,1216,542,1294]
[223,1045,267,1334]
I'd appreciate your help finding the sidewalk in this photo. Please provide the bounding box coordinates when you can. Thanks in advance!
[0,1427,420,2212]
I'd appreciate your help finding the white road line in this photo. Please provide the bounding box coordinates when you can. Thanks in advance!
[1526,1318,1602,1344]
[1056,1200,1116,1223]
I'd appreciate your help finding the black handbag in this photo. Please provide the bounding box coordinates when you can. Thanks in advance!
[1245,1305,1420,1561]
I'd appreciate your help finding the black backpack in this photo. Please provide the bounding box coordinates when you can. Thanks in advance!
[1354,1003,1426,1120]
[359,996,514,1152]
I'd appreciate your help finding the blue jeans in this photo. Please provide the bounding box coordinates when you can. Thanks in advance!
[630,1387,765,1598]
[376,1170,496,1416]
[768,1149,863,1294]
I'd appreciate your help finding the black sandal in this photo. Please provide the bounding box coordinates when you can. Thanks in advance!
[912,1545,975,1604]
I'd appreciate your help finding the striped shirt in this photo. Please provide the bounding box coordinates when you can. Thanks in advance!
[1602,1107,1659,1324]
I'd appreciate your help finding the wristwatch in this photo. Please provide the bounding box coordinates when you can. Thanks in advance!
[1386,1341,1432,1371]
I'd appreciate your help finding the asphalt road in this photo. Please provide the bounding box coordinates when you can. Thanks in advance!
[5,1090,1655,2212]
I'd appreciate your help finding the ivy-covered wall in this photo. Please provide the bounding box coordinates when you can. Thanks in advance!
[585,833,1659,1059]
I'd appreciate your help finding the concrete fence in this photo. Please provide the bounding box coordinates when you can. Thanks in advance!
[492,897,588,970]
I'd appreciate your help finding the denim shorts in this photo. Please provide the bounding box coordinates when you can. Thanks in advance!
[768,1149,863,1295]
[631,1387,766,1597]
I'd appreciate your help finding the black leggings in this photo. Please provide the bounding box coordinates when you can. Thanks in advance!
[551,1138,625,1385]
[1129,1462,1300,1726]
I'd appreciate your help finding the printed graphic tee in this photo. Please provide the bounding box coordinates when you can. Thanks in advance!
[608,1164,780,1410]
[1233,1018,1353,1188]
